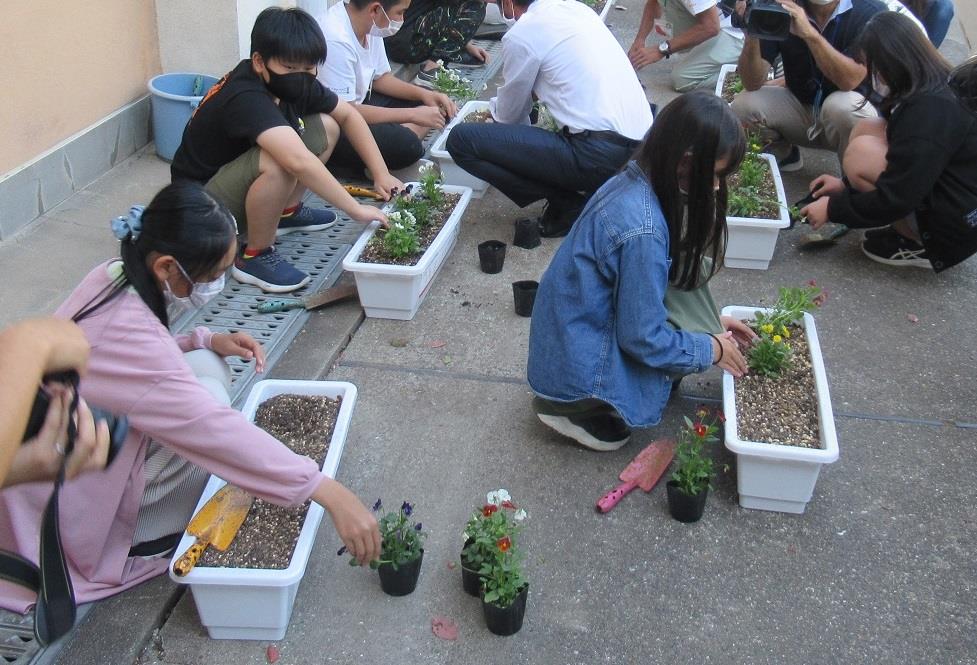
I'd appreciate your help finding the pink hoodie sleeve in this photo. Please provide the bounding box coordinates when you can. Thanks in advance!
[174,325,215,352]
[85,307,322,508]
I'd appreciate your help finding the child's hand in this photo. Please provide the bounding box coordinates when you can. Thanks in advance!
[211,332,266,372]
[350,204,389,228]
[801,196,831,230]
[372,173,404,201]
[720,315,757,349]
[809,174,845,198]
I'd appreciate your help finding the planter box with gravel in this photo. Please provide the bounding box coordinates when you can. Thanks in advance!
[169,379,357,640]
[726,151,790,270]
[343,178,473,320]
[721,305,839,514]
[430,100,492,198]
[715,64,743,104]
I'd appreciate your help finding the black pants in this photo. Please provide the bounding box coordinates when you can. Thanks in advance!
[446,123,640,207]
[384,0,486,64]
[328,92,425,173]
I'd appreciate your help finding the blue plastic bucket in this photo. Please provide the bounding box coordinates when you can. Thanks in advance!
[148,73,220,162]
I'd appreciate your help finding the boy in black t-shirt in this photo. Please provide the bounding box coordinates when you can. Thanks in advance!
[171,7,401,293]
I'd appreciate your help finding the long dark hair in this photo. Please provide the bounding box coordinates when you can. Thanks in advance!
[634,92,745,290]
[73,182,237,328]
[856,11,951,117]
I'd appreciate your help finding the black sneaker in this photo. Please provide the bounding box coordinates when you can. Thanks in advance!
[538,197,586,238]
[536,412,632,451]
[777,145,803,172]
[412,63,440,89]
[232,247,311,293]
[862,224,893,240]
[277,203,337,236]
[447,51,487,68]
[861,231,931,269]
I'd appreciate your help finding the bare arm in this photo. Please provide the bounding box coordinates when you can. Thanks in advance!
[669,6,721,52]
[329,100,403,197]
[779,0,866,91]
[630,0,662,50]
[362,74,458,127]
[256,125,388,224]
[737,35,773,90]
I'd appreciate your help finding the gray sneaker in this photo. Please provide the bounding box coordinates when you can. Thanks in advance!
[413,64,439,89]
[231,247,310,293]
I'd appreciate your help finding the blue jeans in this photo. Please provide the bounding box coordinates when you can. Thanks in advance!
[921,0,954,47]
[445,122,639,208]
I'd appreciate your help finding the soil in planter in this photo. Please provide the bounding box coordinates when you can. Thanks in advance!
[463,110,493,123]
[198,394,340,570]
[357,191,462,267]
[727,161,780,220]
[734,323,821,448]
[721,71,744,104]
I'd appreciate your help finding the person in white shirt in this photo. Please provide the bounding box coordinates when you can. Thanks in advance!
[319,0,459,174]
[628,0,744,92]
[445,0,654,237]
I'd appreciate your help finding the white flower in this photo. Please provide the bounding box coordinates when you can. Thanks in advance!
[418,162,432,175]
[486,489,511,506]
[435,59,445,68]
[482,83,488,91]
[514,509,527,521]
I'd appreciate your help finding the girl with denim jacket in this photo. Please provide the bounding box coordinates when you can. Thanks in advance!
[528,92,753,451]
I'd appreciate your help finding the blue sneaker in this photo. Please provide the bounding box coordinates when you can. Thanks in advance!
[231,247,310,293]
[277,203,337,236]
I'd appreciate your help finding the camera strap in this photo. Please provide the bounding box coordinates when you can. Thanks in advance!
[0,385,80,646]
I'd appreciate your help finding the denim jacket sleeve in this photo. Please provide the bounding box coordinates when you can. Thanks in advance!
[604,230,714,374]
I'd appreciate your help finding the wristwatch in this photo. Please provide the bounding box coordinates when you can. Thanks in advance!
[658,41,672,59]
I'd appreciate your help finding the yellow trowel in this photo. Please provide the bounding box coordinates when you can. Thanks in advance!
[172,485,253,576]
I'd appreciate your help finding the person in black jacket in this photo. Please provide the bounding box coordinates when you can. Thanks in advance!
[801,12,977,271]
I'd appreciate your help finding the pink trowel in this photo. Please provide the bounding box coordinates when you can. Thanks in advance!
[596,439,675,513]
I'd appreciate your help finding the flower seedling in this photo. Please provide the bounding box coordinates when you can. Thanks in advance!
[480,537,526,608]
[338,499,426,570]
[462,489,527,579]
[670,409,725,497]
[381,211,420,258]
[747,282,826,377]
[430,61,480,102]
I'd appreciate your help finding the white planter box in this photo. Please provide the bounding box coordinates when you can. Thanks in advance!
[715,64,738,101]
[430,101,491,198]
[342,183,473,320]
[721,306,839,514]
[169,379,357,640]
[598,0,617,22]
[725,153,790,270]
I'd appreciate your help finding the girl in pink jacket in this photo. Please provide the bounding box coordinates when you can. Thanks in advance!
[0,182,379,614]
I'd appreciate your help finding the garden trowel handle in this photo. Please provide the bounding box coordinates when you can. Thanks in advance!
[596,479,638,513]
[172,538,208,577]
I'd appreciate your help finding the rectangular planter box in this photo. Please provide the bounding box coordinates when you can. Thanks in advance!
[715,64,738,102]
[725,153,790,270]
[721,306,839,514]
[598,0,617,22]
[430,101,491,198]
[342,182,473,320]
[169,379,357,640]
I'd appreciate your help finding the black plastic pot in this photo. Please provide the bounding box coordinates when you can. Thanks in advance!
[482,584,529,636]
[512,280,539,317]
[377,549,424,596]
[513,218,541,249]
[460,539,483,596]
[478,240,507,274]
[666,481,708,523]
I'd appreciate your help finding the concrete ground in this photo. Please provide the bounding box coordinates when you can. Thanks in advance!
[1,6,974,665]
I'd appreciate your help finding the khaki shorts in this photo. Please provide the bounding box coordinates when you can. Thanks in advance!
[204,114,329,234]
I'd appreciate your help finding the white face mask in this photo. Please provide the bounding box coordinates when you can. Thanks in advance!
[163,262,226,313]
[806,0,836,5]
[500,0,518,27]
[369,6,403,37]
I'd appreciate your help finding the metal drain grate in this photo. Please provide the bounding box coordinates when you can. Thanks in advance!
[447,39,505,93]
[0,610,35,665]
[174,208,361,406]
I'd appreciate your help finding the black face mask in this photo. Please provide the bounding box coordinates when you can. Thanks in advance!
[265,69,316,103]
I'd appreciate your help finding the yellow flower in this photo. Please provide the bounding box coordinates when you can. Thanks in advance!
[773,335,783,343]
[761,323,774,334]
[781,325,790,338]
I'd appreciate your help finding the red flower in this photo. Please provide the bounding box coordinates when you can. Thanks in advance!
[693,423,708,437]
[482,504,498,517]
[806,279,817,287]
[497,536,511,552]
[716,410,726,423]
[501,500,516,509]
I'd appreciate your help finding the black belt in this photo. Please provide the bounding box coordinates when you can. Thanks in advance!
[563,127,640,148]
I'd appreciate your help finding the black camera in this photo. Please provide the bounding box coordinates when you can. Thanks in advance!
[721,0,792,41]
[21,373,128,467]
